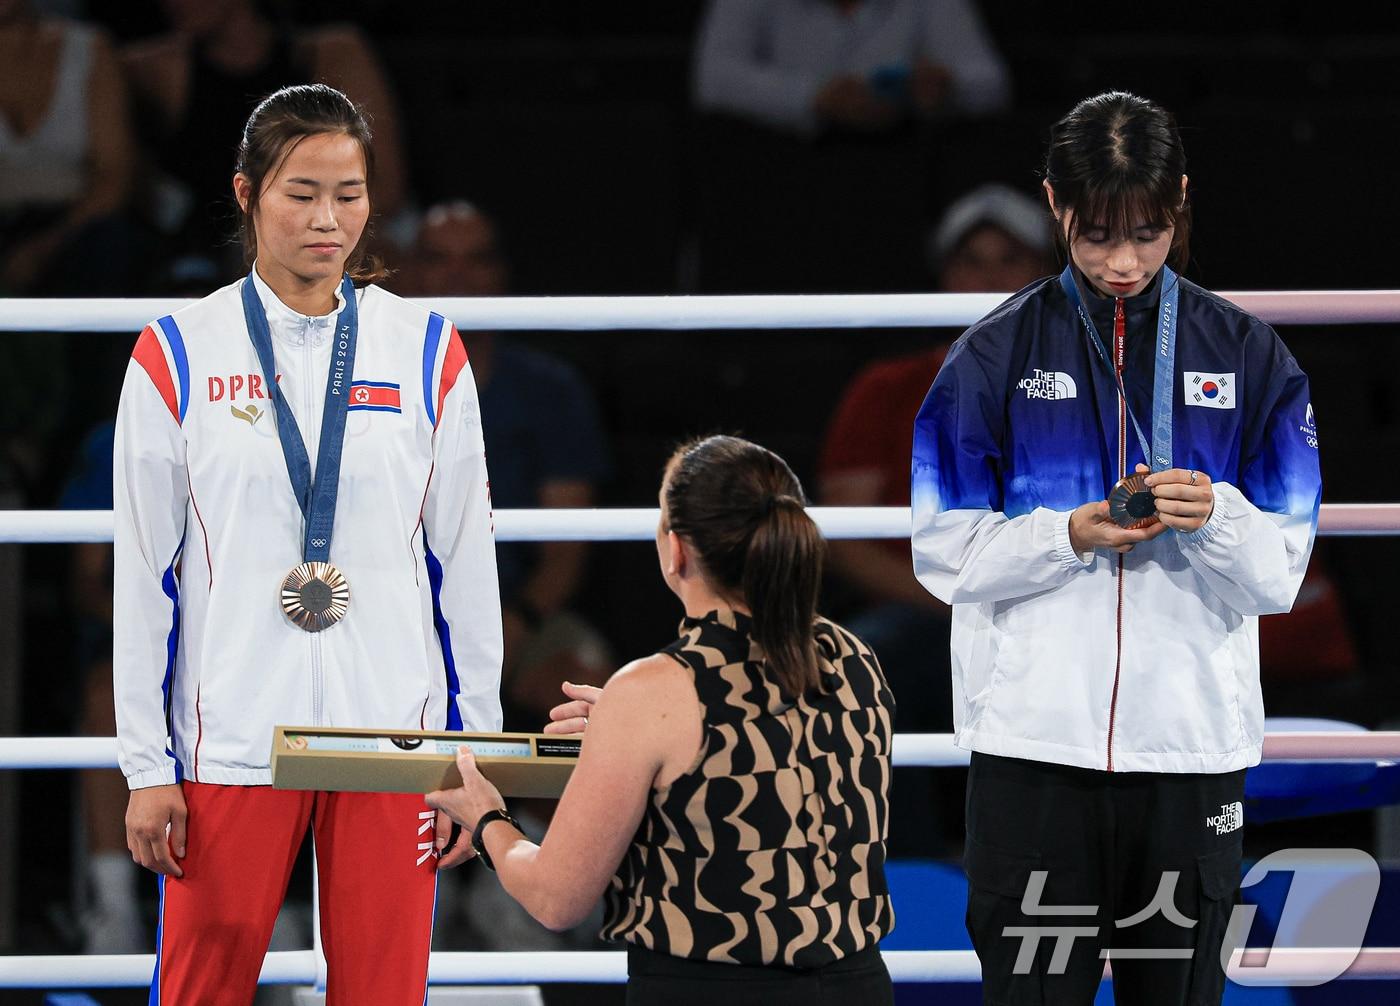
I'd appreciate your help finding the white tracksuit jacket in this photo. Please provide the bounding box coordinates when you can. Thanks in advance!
[113,271,503,788]
[911,275,1322,774]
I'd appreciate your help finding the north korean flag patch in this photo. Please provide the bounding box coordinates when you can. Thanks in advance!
[347,381,402,413]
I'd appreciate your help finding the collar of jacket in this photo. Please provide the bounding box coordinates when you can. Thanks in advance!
[249,264,347,348]
[1083,268,1165,337]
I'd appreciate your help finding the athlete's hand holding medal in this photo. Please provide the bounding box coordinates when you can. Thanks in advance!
[1139,464,1214,532]
[1070,463,1215,554]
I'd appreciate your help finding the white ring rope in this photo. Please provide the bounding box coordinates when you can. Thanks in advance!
[3,732,1397,771]
[2,504,1399,544]
[3,291,1400,333]
[2,293,1396,990]
[2,948,1398,988]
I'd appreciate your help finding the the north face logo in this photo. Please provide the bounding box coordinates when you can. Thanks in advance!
[1017,369,1077,400]
[1206,801,1243,835]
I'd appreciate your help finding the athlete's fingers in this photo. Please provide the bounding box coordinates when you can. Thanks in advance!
[169,807,187,860]
[1096,525,1166,553]
[1145,468,1213,489]
[1156,510,1211,532]
[146,835,183,877]
[1150,482,1213,503]
[1154,498,1212,518]
[128,834,148,871]
[1098,521,1165,548]
[1083,501,1112,520]
[1140,520,1170,540]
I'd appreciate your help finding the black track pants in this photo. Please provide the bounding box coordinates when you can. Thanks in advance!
[965,752,1246,1006]
[624,943,894,1006]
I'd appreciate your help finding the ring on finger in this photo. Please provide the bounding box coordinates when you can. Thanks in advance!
[1189,469,1199,485]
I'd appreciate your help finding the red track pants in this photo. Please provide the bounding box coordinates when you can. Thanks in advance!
[150,781,439,1005]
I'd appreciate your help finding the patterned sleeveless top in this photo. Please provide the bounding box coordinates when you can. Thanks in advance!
[601,609,895,968]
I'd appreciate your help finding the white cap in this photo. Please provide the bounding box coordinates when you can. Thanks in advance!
[928,184,1053,270]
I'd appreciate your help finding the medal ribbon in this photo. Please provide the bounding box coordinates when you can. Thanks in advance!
[241,272,358,563]
[1059,264,1179,472]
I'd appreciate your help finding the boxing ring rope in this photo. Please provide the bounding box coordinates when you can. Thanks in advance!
[2,290,1400,333]
[3,948,1399,988]
[4,289,1400,989]
[4,732,1400,773]
[4,503,1400,544]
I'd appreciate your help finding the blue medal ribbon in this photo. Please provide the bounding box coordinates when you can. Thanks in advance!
[1059,264,1180,472]
[240,273,358,563]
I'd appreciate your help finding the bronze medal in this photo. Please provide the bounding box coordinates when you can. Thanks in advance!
[280,561,350,632]
[1107,472,1159,530]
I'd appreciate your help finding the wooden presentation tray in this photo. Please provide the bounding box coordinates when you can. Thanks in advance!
[270,725,582,797]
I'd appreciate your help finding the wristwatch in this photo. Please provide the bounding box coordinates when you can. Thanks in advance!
[471,808,522,871]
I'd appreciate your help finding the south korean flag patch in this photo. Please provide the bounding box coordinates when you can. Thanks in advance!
[1185,372,1235,409]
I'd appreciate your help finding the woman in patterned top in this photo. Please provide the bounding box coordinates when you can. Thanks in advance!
[428,435,896,1004]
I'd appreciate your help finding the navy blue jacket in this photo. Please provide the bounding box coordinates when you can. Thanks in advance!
[911,272,1320,772]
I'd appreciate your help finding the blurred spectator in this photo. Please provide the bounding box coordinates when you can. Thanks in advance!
[55,262,220,954]
[398,202,613,706]
[397,200,613,950]
[0,0,136,295]
[0,6,118,919]
[818,183,1052,854]
[694,0,1009,136]
[56,420,142,952]
[1260,560,1359,685]
[690,0,1011,293]
[121,0,408,286]
[925,182,1054,294]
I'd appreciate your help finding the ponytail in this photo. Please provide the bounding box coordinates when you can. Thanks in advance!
[664,438,826,697]
[742,495,824,696]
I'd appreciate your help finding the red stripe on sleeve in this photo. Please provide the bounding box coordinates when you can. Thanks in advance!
[435,326,469,429]
[132,326,180,423]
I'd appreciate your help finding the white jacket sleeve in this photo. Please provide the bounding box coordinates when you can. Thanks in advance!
[911,336,1092,605]
[1176,349,1321,616]
[421,327,504,733]
[112,329,188,789]
[914,507,1090,606]
[1177,483,1312,616]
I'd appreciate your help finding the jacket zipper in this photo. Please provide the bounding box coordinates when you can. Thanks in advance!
[1108,298,1126,772]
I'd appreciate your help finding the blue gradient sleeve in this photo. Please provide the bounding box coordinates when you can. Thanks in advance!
[912,335,1090,606]
[1242,351,1321,530]
[912,338,1003,520]
[1177,330,1320,616]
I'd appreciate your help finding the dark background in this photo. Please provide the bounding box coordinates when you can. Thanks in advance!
[6,2,1400,1002]
[48,0,1397,705]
